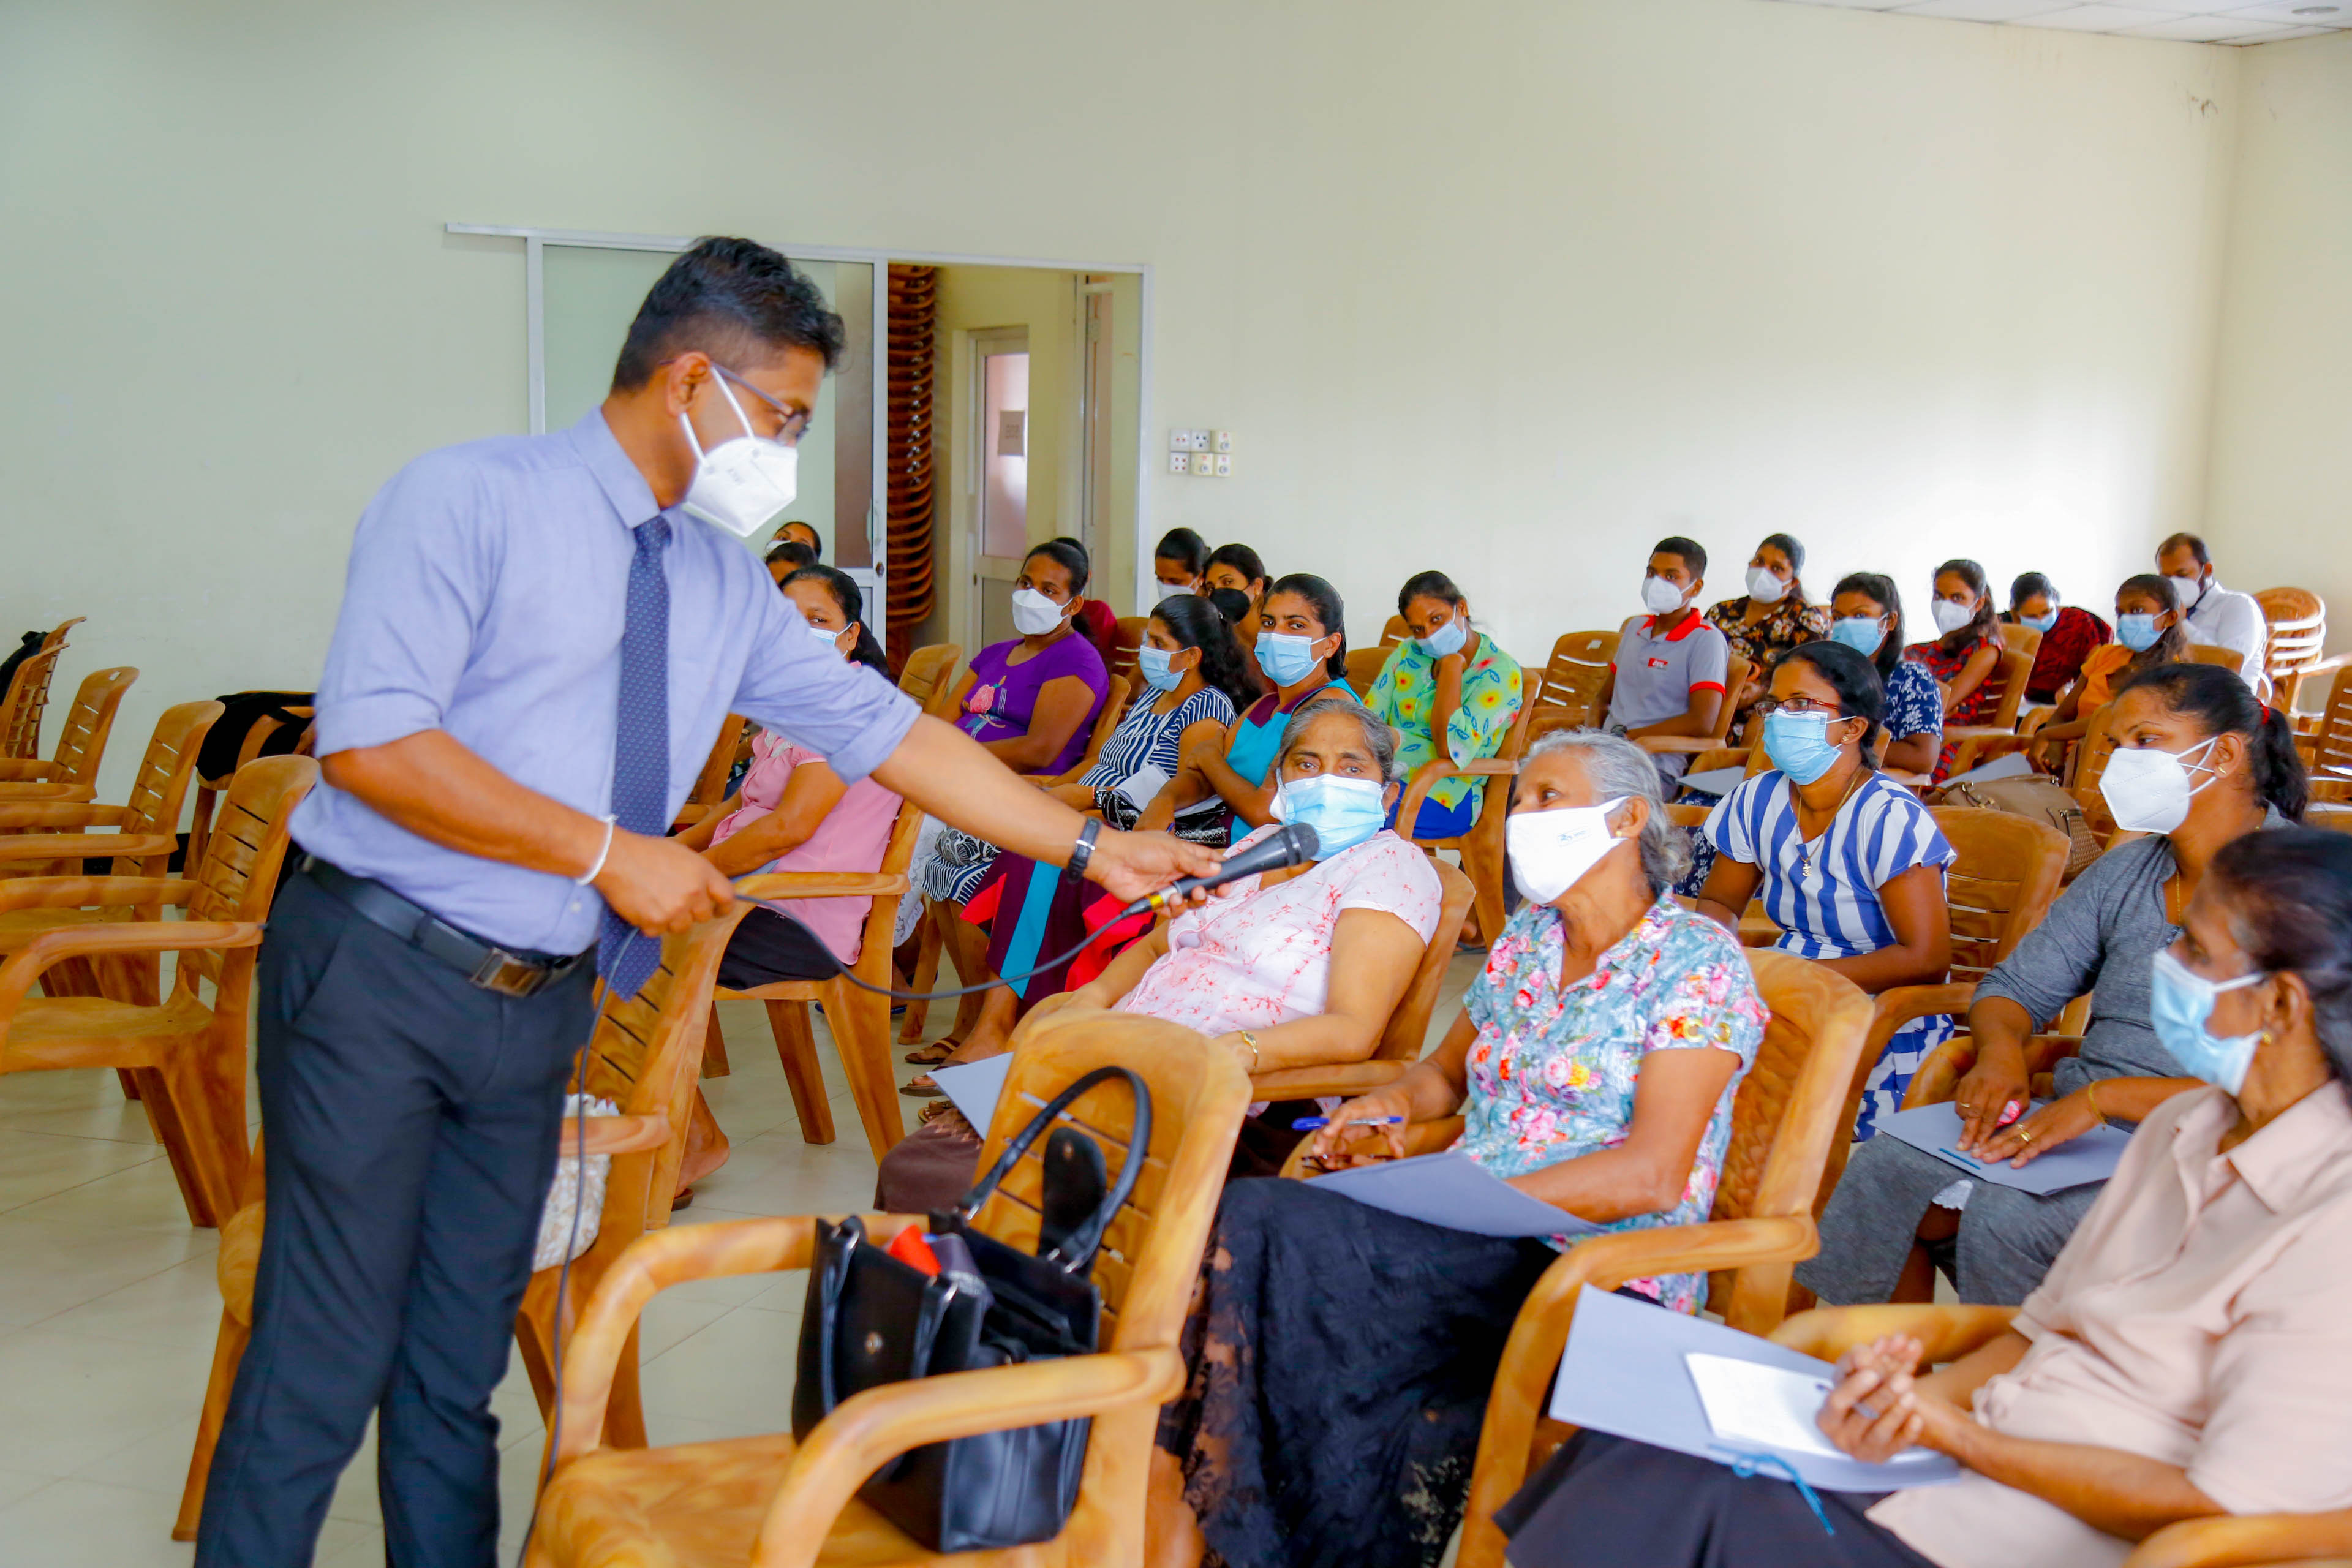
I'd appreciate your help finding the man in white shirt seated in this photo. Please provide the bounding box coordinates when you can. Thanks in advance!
[2157,531,2266,692]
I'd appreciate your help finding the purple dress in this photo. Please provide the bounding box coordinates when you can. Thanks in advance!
[957,633,1109,777]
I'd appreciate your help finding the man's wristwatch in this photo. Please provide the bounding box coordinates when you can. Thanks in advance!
[1068,817,1101,877]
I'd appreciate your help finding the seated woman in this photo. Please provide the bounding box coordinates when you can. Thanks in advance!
[910,537,1109,907]
[875,694,1442,1207]
[896,594,1256,1077]
[1147,729,1768,1568]
[1041,534,1123,668]
[1367,569,1525,842]
[1705,532,1834,719]
[2003,570,2109,706]
[1826,573,1942,778]
[2032,573,2189,765]
[1499,826,2352,1568]
[1905,559,2004,782]
[1153,526,1210,595]
[1697,641,1954,1135]
[1798,661,2304,1306]
[1141,572,1355,838]
[1204,541,1272,688]
[761,534,815,584]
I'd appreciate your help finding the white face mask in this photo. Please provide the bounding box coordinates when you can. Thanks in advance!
[1011,587,1068,637]
[677,374,798,539]
[1745,565,1790,605]
[1507,797,1630,905]
[1929,597,1975,636]
[2169,573,2208,612]
[2100,737,2225,836]
[1641,575,1687,616]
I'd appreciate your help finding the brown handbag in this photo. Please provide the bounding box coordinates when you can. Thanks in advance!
[1938,775,2101,879]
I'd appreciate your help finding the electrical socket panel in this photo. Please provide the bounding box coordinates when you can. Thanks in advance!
[1190,452,1216,475]
[1185,428,1212,452]
[1213,430,1234,453]
[1169,429,1193,452]
[1169,450,1193,474]
[1213,453,1232,477]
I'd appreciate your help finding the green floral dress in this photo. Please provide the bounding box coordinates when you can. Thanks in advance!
[1457,897,1770,1312]
[1366,634,1524,818]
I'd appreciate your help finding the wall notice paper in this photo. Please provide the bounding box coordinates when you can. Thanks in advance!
[1875,1101,2129,1195]
[1307,1150,1599,1238]
[1549,1284,1960,1492]
[933,1055,1013,1134]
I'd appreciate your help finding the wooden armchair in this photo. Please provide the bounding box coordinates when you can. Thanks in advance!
[1630,655,1753,761]
[2302,667,2352,811]
[1940,647,2037,779]
[0,646,63,764]
[1526,631,1621,741]
[714,797,926,1163]
[184,700,312,871]
[1452,949,1874,1568]
[172,900,756,1540]
[0,665,136,794]
[1108,616,1147,690]
[1997,622,2044,660]
[673,715,748,831]
[0,754,314,1228]
[1396,688,1539,944]
[1344,644,1391,695]
[1812,808,2070,1204]
[2256,587,2329,715]
[522,1008,1253,1568]
[0,699,222,880]
[897,643,967,720]
[1379,613,1411,649]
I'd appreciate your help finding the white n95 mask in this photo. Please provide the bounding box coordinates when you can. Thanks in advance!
[2100,739,2223,836]
[1508,797,1629,905]
[1640,575,1686,616]
[1010,588,1068,637]
[678,374,798,539]
[1745,566,1791,605]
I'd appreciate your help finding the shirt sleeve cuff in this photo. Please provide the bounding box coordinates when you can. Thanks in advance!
[815,685,921,783]
[1689,680,1726,696]
[311,694,447,757]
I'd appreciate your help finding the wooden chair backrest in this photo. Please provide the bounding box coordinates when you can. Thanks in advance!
[2184,643,2245,676]
[897,642,965,718]
[1528,630,1621,737]
[1708,949,1874,1330]
[1374,860,1476,1061]
[2256,587,2325,701]
[1978,647,2034,730]
[684,715,744,812]
[1344,644,1392,696]
[574,903,755,1258]
[123,701,227,837]
[2068,702,2123,832]
[178,755,318,992]
[1379,614,1409,649]
[1109,617,1148,690]
[1997,622,2043,660]
[850,794,929,973]
[1928,807,2070,986]
[0,647,61,761]
[1446,675,1543,842]
[2312,667,2352,786]
[43,666,138,789]
[967,1011,1251,1564]
[1703,655,1754,745]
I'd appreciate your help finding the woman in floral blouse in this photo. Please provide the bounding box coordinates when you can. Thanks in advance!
[1149,729,1768,1568]
[1368,569,1525,842]
[1705,532,1834,720]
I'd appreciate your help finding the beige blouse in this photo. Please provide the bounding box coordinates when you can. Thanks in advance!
[1869,1083,2352,1568]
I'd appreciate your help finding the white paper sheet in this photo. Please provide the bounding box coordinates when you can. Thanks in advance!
[1876,1101,2129,1195]
[932,1055,1012,1134]
[1307,1150,1600,1238]
[1683,1352,1938,1471]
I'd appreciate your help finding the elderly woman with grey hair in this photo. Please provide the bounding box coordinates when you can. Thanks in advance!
[872,692,1446,1207]
[1144,728,1771,1568]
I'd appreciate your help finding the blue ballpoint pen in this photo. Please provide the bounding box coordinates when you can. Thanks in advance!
[1291,1114,1408,1130]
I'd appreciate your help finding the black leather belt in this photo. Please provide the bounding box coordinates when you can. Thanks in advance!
[298,854,589,998]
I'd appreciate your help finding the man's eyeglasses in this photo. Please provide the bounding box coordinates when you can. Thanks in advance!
[714,365,814,446]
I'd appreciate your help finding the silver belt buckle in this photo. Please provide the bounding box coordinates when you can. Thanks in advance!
[470,948,546,997]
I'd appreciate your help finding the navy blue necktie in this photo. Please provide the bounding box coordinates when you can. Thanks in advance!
[597,517,671,998]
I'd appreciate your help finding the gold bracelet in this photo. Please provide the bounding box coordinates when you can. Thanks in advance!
[1238,1030,1261,1071]
[2085,1079,2108,1125]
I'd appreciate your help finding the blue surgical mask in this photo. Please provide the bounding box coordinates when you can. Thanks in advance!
[1256,631,1325,688]
[805,620,846,650]
[1417,615,1468,660]
[1761,710,1847,786]
[1136,645,1183,693]
[2149,948,2267,1094]
[1270,774,1387,858]
[2020,611,2058,633]
[1828,616,1885,657]
[2117,613,2162,652]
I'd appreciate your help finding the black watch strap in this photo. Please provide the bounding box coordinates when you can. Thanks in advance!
[1068,816,1102,876]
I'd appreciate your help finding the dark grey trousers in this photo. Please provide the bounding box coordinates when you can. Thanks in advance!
[196,871,593,1568]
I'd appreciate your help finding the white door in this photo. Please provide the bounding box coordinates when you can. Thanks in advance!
[969,326,1031,649]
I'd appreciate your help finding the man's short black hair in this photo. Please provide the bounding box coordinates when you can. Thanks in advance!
[2157,531,2211,567]
[1654,535,1708,578]
[611,236,846,391]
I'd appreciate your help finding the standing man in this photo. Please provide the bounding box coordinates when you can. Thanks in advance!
[197,237,1216,1568]
[2156,531,2266,692]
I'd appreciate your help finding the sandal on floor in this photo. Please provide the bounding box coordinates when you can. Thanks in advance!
[903,1041,958,1066]
[902,1074,946,1098]
[919,1098,963,1126]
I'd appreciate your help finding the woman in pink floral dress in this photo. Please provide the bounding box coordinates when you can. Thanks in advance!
[1150,729,1770,1568]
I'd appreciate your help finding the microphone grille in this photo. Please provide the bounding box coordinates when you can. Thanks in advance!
[1286,821,1321,859]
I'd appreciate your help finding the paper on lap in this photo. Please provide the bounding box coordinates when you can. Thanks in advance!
[1307,1150,1600,1238]
[933,1055,1013,1133]
[1875,1102,2128,1196]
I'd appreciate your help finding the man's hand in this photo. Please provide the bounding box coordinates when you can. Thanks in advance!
[1083,827,1224,905]
[594,830,737,937]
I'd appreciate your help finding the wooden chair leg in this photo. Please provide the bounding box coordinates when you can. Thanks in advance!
[897,905,944,1043]
[824,976,905,1163]
[940,907,993,1039]
[766,1000,835,1145]
[138,1057,232,1229]
[1468,836,1506,951]
[605,1323,649,1451]
[699,1003,731,1079]
[174,1310,249,1540]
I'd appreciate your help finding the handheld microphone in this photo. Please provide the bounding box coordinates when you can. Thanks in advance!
[1118,821,1321,919]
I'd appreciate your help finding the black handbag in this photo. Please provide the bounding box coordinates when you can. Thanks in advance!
[792,1066,1152,1553]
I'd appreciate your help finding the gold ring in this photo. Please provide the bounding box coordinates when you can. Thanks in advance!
[2016,1128,2035,1144]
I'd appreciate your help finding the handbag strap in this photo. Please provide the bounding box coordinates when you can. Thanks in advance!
[812,1215,864,1415]
[957,1065,1152,1274]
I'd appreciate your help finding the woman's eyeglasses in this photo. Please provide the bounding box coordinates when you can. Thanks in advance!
[1752,696,1847,719]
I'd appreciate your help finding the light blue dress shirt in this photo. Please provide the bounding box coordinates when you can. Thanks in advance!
[292,409,918,954]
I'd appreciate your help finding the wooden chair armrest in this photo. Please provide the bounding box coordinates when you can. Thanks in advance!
[1458,1216,1818,1568]
[0,801,132,829]
[0,760,63,782]
[1768,1304,2018,1365]
[549,1213,926,1466]
[1942,723,2020,744]
[1397,761,1466,842]
[1277,1115,1466,1178]
[1635,735,1728,755]
[0,782,98,802]
[1250,1060,1412,1100]
[1946,733,2032,778]
[0,876,196,914]
[1880,767,1932,791]
[0,833,179,865]
[734,872,909,902]
[752,1349,1186,1568]
[0,921,259,1020]
[1864,984,1977,1056]
[1684,745,1753,776]
[557,1114,672,1158]
[1899,1032,2086,1109]
[2125,1509,2352,1568]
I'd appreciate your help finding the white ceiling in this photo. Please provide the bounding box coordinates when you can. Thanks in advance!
[1760,0,2349,43]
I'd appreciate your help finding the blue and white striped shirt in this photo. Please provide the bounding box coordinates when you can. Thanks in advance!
[1704,771,1955,960]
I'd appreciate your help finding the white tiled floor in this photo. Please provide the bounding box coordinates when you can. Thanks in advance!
[0,956,1487,1566]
